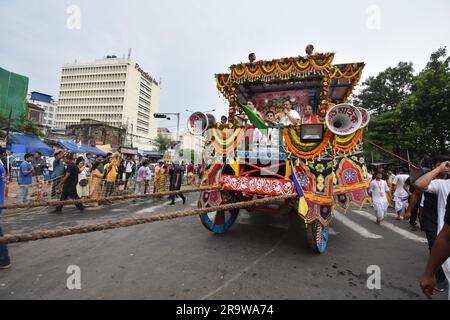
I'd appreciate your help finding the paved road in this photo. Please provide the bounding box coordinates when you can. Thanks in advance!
[0,194,446,300]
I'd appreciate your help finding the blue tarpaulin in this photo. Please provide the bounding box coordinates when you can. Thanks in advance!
[8,134,54,156]
[10,144,26,154]
[59,140,107,156]
[58,140,84,153]
[82,145,107,156]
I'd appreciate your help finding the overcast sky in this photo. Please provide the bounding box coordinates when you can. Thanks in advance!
[1,0,449,132]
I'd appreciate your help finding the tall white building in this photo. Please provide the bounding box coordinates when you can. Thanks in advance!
[56,56,161,151]
[28,91,58,130]
[179,131,205,163]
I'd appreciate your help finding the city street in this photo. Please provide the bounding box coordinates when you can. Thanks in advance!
[0,194,444,300]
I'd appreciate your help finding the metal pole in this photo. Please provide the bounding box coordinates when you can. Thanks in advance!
[406,149,411,173]
[176,113,180,142]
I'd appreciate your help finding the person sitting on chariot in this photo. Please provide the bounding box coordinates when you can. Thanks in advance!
[220,116,228,126]
[305,44,314,57]
[276,100,301,126]
[301,105,320,124]
[246,99,265,120]
[264,110,278,126]
[233,114,245,126]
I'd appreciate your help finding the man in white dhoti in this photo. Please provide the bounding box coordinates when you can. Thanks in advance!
[370,172,390,224]
[393,168,410,220]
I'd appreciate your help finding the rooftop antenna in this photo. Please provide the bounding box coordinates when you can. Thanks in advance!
[128,48,132,60]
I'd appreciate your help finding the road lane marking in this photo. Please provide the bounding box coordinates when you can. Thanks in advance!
[352,210,427,243]
[201,232,288,300]
[329,228,340,235]
[135,202,172,214]
[333,211,383,239]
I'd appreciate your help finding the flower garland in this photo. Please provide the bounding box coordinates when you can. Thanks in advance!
[217,53,335,90]
[329,63,365,102]
[318,75,330,120]
[215,53,365,125]
[283,127,333,159]
[332,129,363,152]
[207,128,246,155]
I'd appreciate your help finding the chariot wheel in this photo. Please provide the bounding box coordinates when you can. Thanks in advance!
[305,221,330,254]
[199,205,240,234]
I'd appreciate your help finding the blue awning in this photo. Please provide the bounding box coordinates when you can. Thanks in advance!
[58,140,107,156]
[10,144,26,154]
[8,134,54,156]
[81,145,107,156]
[59,140,84,153]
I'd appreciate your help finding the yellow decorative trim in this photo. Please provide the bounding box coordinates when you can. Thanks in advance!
[333,181,369,194]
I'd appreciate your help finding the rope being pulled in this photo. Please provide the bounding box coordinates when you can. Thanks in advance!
[0,186,221,210]
[0,194,298,245]
[364,139,421,169]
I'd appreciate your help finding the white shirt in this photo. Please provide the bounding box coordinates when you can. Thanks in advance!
[125,161,133,173]
[370,179,389,203]
[426,179,450,276]
[47,157,55,171]
[393,174,409,198]
[279,110,301,126]
[146,167,153,180]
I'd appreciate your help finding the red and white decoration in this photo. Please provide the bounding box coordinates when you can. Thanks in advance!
[221,175,295,196]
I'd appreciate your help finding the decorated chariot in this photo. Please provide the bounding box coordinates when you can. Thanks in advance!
[189,49,371,253]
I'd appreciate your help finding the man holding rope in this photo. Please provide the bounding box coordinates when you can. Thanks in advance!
[416,161,450,298]
[53,154,85,213]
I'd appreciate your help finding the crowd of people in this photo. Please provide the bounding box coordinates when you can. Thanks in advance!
[368,157,450,297]
[1,148,450,299]
[224,99,321,128]
[1,150,206,212]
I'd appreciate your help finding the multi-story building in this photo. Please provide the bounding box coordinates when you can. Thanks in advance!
[179,131,205,163]
[157,127,173,139]
[26,102,45,132]
[55,56,161,151]
[28,91,58,131]
[66,119,126,146]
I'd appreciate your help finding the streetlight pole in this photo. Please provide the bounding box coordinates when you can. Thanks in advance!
[154,112,181,142]
[176,114,180,142]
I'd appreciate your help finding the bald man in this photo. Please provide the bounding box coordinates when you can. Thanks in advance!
[302,105,319,124]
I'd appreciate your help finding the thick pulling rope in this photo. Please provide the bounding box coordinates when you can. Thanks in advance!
[364,139,421,169]
[0,186,221,210]
[0,194,298,245]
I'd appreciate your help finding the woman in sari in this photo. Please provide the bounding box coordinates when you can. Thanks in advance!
[89,161,103,207]
[76,157,90,198]
[156,164,168,193]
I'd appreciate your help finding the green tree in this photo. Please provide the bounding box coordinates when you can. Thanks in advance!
[400,47,450,157]
[152,133,175,153]
[179,149,195,163]
[352,62,415,113]
[354,48,450,161]
[0,113,8,129]
[12,114,44,137]
[0,113,9,138]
